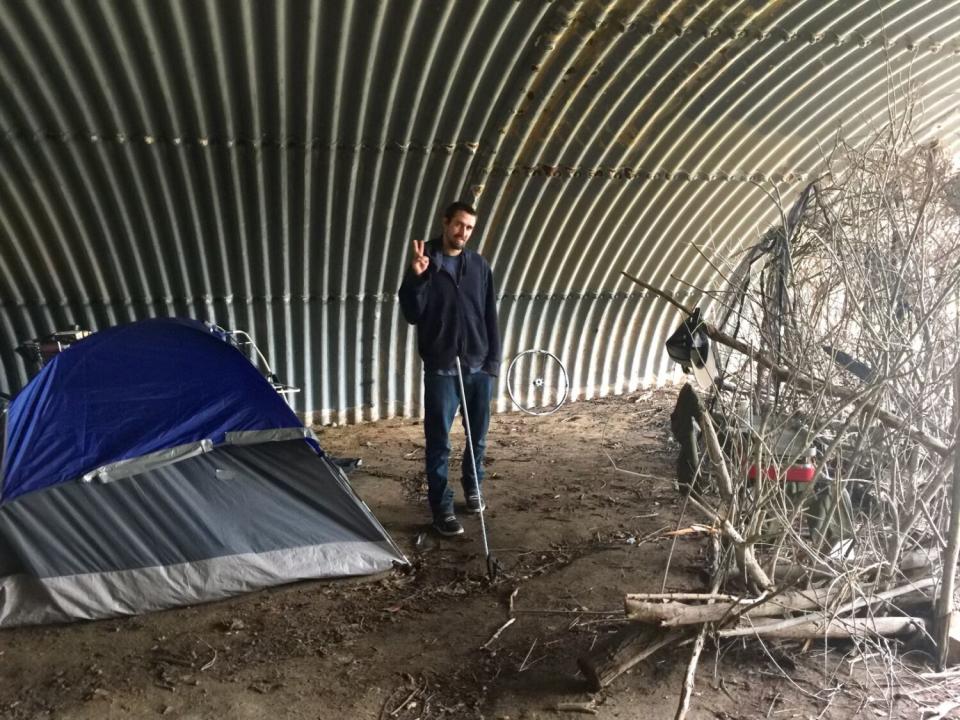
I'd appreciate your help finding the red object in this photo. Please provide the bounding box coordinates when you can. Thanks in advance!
[747,463,816,483]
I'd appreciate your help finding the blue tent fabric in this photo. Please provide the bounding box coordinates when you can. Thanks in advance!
[2,318,307,503]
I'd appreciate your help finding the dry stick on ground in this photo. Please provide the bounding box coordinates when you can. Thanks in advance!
[717,616,923,640]
[625,579,935,626]
[671,555,929,718]
[518,639,541,673]
[674,571,724,720]
[483,618,516,649]
[713,573,936,641]
[625,592,742,602]
[675,625,707,720]
[388,682,424,718]
[577,626,686,692]
[551,701,599,715]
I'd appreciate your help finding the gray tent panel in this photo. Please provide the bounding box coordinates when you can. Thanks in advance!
[0,440,406,627]
[0,542,400,627]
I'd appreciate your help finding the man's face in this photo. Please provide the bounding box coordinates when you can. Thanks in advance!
[441,210,476,254]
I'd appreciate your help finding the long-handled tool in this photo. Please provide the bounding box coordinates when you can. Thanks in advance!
[455,357,502,581]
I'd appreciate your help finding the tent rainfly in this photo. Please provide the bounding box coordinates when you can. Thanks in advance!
[0,318,406,627]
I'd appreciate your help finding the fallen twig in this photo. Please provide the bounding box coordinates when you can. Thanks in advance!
[625,592,741,602]
[512,608,624,616]
[389,683,423,718]
[577,627,686,691]
[482,617,516,649]
[551,701,598,714]
[718,615,924,640]
[508,586,519,614]
[625,578,934,627]
[675,572,724,720]
[675,624,706,720]
[199,649,217,672]
[518,639,540,673]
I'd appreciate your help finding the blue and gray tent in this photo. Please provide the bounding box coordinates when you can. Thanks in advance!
[0,318,406,627]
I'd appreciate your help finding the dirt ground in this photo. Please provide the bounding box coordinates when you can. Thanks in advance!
[0,387,934,719]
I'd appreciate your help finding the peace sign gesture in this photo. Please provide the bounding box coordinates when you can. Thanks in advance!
[410,239,430,275]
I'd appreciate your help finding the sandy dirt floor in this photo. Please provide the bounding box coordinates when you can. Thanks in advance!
[0,387,928,719]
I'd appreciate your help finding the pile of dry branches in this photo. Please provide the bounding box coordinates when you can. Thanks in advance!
[597,109,960,717]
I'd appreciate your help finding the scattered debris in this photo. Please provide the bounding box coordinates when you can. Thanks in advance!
[550,700,598,714]
[607,102,960,719]
[220,618,245,633]
[482,618,517,650]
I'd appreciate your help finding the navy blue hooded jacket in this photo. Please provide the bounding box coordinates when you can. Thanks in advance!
[398,238,501,376]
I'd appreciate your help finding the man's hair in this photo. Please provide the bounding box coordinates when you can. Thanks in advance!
[443,201,477,220]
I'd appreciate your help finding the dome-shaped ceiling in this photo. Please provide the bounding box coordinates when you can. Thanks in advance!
[1,0,958,423]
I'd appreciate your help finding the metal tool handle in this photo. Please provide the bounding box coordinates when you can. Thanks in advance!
[455,357,490,559]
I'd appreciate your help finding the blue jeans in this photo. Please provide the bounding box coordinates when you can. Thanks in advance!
[423,371,492,519]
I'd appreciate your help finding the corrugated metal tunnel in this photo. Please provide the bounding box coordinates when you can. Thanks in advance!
[1,0,959,424]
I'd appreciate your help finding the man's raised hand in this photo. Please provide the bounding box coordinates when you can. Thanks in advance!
[411,239,430,275]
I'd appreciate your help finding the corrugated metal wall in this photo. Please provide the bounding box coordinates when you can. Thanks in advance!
[1,0,959,423]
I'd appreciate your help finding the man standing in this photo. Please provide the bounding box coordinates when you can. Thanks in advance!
[398,201,501,536]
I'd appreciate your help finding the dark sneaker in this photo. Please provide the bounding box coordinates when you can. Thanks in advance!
[433,515,464,536]
[466,495,486,513]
